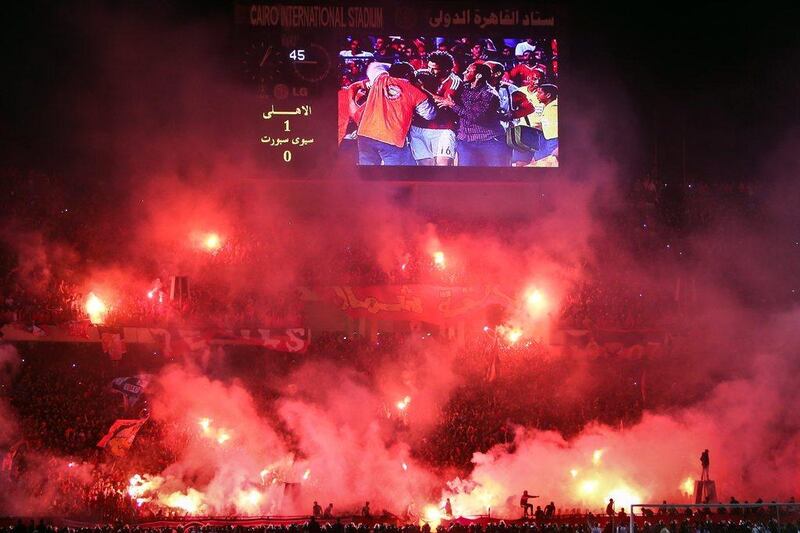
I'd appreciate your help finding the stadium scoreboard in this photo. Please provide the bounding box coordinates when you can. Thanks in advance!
[235,2,559,180]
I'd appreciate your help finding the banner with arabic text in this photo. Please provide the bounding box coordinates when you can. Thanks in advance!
[302,285,514,325]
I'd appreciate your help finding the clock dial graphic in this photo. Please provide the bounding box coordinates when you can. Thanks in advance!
[290,43,331,84]
[242,39,286,89]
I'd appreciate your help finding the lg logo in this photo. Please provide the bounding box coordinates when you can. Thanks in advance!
[273,84,309,99]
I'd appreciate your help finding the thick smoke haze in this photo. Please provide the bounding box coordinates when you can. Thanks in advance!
[1,1,799,521]
[0,344,21,448]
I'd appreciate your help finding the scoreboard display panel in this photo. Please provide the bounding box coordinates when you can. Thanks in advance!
[235,2,559,180]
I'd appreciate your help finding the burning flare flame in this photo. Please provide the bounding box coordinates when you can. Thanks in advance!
[198,417,232,445]
[203,232,222,252]
[85,292,107,324]
[422,504,444,527]
[524,288,549,316]
[160,488,205,514]
[497,325,523,345]
[396,396,411,411]
[433,251,446,269]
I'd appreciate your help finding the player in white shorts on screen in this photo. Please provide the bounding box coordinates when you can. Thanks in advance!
[409,50,461,166]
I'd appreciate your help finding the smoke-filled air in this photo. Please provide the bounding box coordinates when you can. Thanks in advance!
[1,1,799,529]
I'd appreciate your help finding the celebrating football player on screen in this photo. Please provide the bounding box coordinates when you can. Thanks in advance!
[529,83,559,167]
[355,62,436,166]
[511,68,546,167]
[409,51,461,166]
[434,62,509,166]
[486,61,519,132]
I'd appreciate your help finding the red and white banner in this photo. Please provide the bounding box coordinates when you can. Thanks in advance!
[99,327,127,360]
[0,323,311,354]
[254,328,309,353]
[97,418,147,456]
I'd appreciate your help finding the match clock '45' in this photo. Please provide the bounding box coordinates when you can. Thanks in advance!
[289,43,331,83]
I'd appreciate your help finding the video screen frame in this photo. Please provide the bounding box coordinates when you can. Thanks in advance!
[336,35,559,169]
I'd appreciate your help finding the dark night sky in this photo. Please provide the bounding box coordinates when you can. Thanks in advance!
[568,2,800,182]
[1,1,799,186]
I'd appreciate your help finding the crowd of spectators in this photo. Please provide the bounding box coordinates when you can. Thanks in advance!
[0,331,793,522]
[0,275,303,331]
[558,278,672,331]
[1,162,774,337]
[2,517,800,533]
[338,36,558,88]
[0,246,673,335]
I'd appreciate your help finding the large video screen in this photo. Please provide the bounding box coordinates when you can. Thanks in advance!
[337,35,558,168]
[238,4,559,179]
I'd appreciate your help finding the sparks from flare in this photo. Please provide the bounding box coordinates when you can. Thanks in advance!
[302,468,311,480]
[681,477,695,495]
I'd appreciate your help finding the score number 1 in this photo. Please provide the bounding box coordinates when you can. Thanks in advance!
[283,120,291,161]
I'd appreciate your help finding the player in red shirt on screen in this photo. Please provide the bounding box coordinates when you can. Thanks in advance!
[355,62,436,165]
[409,50,462,166]
[506,50,545,87]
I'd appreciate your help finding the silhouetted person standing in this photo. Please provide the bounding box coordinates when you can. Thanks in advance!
[700,449,710,480]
